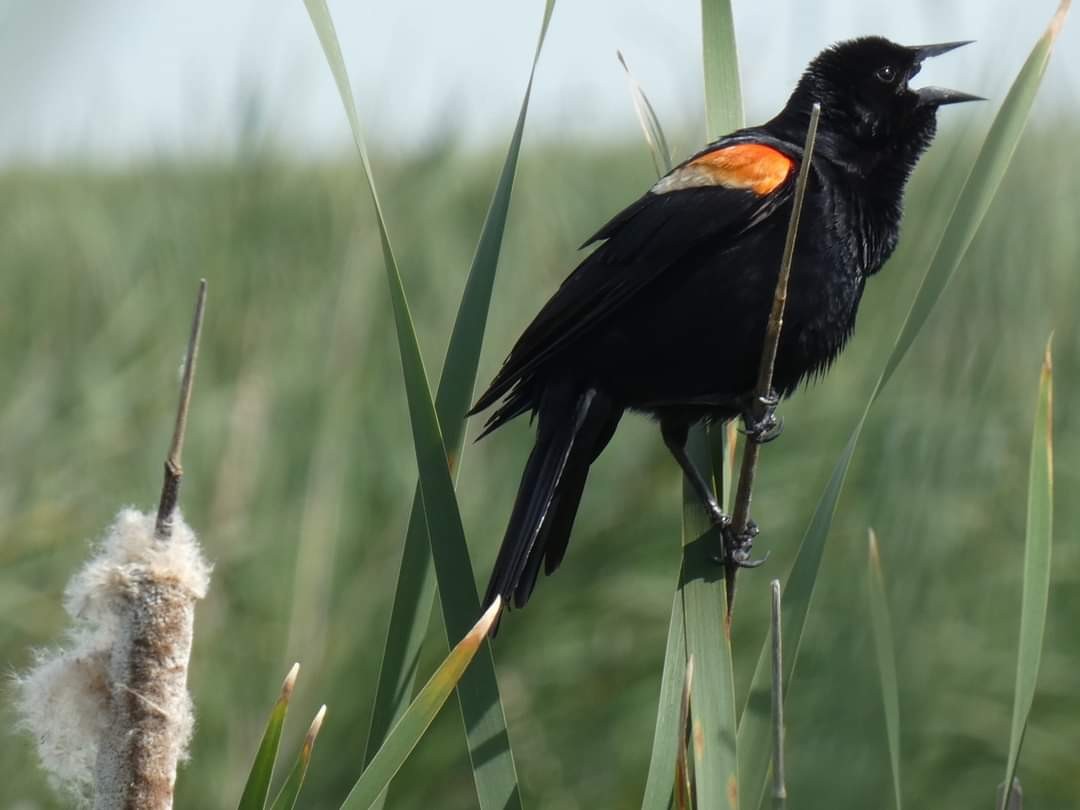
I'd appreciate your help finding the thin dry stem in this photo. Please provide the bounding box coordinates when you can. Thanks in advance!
[617,49,673,176]
[156,279,208,540]
[725,104,821,612]
[770,579,787,809]
[998,777,1023,810]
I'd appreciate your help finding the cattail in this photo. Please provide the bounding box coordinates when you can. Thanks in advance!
[15,509,211,809]
[16,281,211,809]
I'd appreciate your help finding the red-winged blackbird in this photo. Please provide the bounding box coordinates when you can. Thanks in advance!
[470,37,979,611]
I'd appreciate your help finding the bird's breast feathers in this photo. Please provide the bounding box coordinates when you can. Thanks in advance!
[651,142,795,197]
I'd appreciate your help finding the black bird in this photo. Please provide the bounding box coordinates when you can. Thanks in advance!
[470,37,979,612]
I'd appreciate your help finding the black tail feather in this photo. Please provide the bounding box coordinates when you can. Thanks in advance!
[482,384,621,611]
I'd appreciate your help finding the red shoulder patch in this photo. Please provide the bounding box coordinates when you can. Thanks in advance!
[653,143,795,196]
[691,144,795,194]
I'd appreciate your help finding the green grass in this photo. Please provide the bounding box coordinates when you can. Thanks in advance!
[2,121,1079,807]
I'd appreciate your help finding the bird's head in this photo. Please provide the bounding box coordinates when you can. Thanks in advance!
[777,37,980,168]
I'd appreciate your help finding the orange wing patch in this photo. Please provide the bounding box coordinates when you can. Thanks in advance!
[652,143,794,196]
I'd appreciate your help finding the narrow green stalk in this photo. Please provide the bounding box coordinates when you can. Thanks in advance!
[1001,339,1055,807]
[867,531,903,810]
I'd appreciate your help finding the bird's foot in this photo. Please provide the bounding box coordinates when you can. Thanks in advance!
[740,390,783,444]
[705,512,768,568]
[723,519,769,568]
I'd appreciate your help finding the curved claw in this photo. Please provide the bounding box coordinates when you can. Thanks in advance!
[734,550,770,569]
[740,389,784,445]
[741,413,784,444]
[722,519,768,568]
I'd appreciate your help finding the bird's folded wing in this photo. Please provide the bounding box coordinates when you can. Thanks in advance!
[471,134,799,417]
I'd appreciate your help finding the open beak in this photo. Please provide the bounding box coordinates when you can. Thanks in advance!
[909,40,983,106]
[916,86,984,106]
[912,40,974,61]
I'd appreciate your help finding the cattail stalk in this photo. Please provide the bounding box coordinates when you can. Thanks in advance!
[96,280,209,809]
[17,281,211,810]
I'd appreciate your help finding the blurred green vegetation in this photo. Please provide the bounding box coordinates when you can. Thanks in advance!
[2,120,1078,808]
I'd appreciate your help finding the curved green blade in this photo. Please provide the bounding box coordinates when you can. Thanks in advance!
[738,5,1070,807]
[341,601,502,810]
[867,531,902,810]
[269,706,327,810]
[674,656,695,810]
[681,517,738,810]
[700,0,743,140]
[648,3,745,808]
[1001,340,1054,806]
[303,3,528,807]
[640,592,688,810]
[237,664,298,810]
[631,20,740,802]
[361,5,556,807]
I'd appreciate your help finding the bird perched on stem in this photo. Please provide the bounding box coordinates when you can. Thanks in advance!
[470,36,979,613]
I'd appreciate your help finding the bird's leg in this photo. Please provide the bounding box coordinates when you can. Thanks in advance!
[660,419,726,525]
[661,419,767,568]
[740,388,783,444]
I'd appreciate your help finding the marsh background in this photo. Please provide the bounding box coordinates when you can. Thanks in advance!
[2,1,1079,808]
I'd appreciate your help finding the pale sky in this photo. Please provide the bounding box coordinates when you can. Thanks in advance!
[0,0,1074,164]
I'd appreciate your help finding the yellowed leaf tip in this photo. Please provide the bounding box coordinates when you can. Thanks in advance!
[472,596,503,642]
[303,705,327,756]
[281,663,300,703]
[868,528,881,569]
[1050,0,1070,39]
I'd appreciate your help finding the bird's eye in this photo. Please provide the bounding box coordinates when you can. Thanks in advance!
[875,65,897,83]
